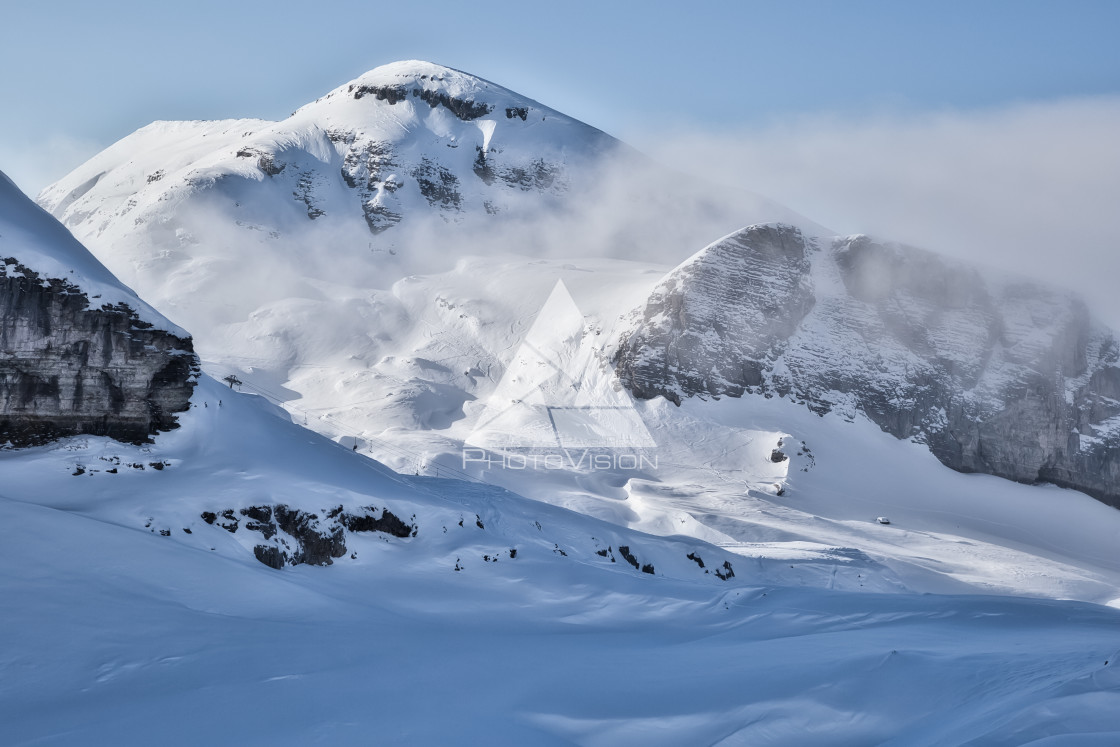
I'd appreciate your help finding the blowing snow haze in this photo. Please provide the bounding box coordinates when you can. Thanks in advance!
[3,52,1120,745]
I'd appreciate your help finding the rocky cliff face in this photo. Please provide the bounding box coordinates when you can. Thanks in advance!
[615,224,1120,508]
[0,259,196,445]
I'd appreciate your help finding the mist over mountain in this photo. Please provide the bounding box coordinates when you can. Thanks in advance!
[6,59,1120,744]
[615,224,1120,507]
[38,62,815,353]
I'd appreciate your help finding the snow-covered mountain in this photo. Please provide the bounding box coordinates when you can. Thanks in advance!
[35,61,813,349]
[615,224,1120,508]
[0,171,195,444]
[11,169,1120,743]
[6,62,1120,742]
[31,61,1120,598]
[40,60,620,238]
[1,167,722,575]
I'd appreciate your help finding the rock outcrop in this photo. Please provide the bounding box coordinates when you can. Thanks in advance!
[615,224,1120,508]
[203,504,418,568]
[0,259,196,445]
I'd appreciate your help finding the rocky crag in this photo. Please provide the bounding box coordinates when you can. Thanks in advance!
[0,259,196,445]
[615,224,1120,507]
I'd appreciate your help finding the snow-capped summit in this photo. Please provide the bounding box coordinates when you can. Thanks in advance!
[299,60,558,124]
[39,59,619,245]
[34,61,676,352]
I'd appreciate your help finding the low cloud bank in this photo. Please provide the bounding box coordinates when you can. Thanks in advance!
[641,96,1120,326]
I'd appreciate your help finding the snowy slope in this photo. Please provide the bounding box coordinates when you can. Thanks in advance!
[2,376,1120,745]
[35,72,1120,602]
[0,171,181,334]
[189,252,1120,606]
[7,63,1120,742]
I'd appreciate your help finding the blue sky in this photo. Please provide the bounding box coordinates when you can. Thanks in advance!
[3,0,1119,324]
[2,0,1118,163]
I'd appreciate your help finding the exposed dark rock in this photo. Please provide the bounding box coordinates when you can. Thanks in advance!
[340,507,414,538]
[244,520,276,539]
[258,154,284,176]
[362,203,402,234]
[615,224,814,405]
[615,225,1120,509]
[351,84,493,121]
[253,544,286,570]
[686,552,705,569]
[293,172,324,219]
[414,87,493,121]
[226,504,421,569]
[499,159,561,192]
[617,545,640,570]
[505,107,528,121]
[339,139,405,234]
[0,261,196,446]
[274,505,346,566]
[473,146,495,185]
[770,450,788,463]
[714,561,735,580]
[218,509,238,533]
[241,505,272,523]
[412,158,461,210]
[351,84,410,105]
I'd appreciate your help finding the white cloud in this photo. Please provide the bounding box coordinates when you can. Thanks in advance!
[642,96,1120,327]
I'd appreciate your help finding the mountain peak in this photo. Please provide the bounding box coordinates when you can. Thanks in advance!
[353,60,486,88]
[299,60,532,122]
